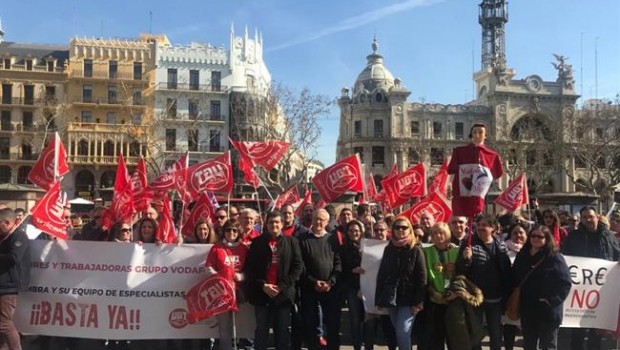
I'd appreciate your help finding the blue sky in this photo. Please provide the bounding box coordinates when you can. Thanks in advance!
[2,0,619,166]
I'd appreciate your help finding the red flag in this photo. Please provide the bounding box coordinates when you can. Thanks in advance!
[108,154,135,224]
[428,159,449,197]
[399,192,452,225]
[230,139,290,171]
[274,186,301,209]
[316,198,327,209]
[367,172,378,201]
[238,155,260,188]
[494,173,529,212]
[131,157,152,212]
[386,164,398,180]
[28,132,69,190]
[156,198,177,243]
[312,154,364,203]
[381,163,426,208]
[181,192,218,238]
[149,153,189,198]
[29,181,69,240]
[295,188,313,219]
[186,274,237,324]
[187,152,233,197]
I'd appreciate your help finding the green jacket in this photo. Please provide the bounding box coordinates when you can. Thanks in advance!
[423,244,459,304]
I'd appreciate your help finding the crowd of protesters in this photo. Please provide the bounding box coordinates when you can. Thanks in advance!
[1,197,619,350]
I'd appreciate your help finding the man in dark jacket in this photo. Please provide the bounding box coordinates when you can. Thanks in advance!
[0,207,30,350]
[245,210,304,350]
[456,214,511,350]
[562,206,620,350]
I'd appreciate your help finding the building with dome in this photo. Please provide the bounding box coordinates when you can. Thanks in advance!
[337,0,617,212]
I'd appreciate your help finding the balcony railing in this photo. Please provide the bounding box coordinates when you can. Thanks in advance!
[156,82,227,92]
[71,68,147,81]
[67,155,142,165]
[0,97,48,106]
[67,122,148,135]
[0,63,65,73]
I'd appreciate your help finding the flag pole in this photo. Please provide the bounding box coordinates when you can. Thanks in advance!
[232,311,238,350]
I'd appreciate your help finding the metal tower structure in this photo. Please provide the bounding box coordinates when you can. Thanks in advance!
[479,0,508,70]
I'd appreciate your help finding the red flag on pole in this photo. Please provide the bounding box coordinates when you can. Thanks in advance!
[181,192,218,238]
[312,154,364,203]
[399,192,452,225]
[156,198,177,243]
[187,152,233,197]
[380,163,426,209]
[230,139,290,171]
[131,157,152,212]
[186,274,237,324]
[238,155,260,188]
[428,159,449,197]
[28,132,69,190]
[316,198,327,209]
[274,186,301,209]
[386,164,398,180]
[109,153,135,224]
[29,181,69,240]
[149,153,188,194]
[367,172,378,201]
[493,173,529,212]
[295,187,313,219]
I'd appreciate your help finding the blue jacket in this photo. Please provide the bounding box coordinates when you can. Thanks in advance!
[0,228,31,295]
[561,223,619,261]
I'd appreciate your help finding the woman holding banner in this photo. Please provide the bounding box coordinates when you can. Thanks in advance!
[375,217,427,350]
[205,221,249,350]
[341,220,366,350]
[512,226,571,350]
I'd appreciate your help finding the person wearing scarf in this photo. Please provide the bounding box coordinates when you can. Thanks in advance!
[541,209,568,246]
[502,222,528,350]
[375,217,427,350]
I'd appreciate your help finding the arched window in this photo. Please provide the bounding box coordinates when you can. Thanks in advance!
[100,171,116,188]
[129,141,141,157]
[75,170,95,193]
[21,143,33,160]
[103,140,114,156]
[408,147,420,165]
[17,166,32,184]
[78,140,89,156]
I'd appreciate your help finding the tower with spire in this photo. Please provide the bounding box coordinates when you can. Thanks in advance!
[479,0,508,69]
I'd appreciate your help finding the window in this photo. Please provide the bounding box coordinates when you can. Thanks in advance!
[574,156,586,168]
[167,69,178,89]
[526,149,536,166]
[82,84,93,103]
[1,111,11,131]
[167,98,177,119]
[21,143,32,160]
[210,101,221,120]
[596,127,604,140]
[543,151,554,166]
[0,138,9,160]
[45,86,56,100]
[0,166,10,183]
[77,140,89,156]
[106,112,117,124]
[596,156,606,169]
[26,60,33,71]
[81,111,92,123]
[408,147,420,165]
[189,70,200,90]
[508,149,517,165]
[165,129,177,151]
[109,60,118,79]
[3,59,10,70]
[188,130,198,152]
[47,60,55,72]
[430,148,444,166]
[22,112,33,130]
[132,113,142,125]
[374,119,384,137]
[132,89,142,105]
[209,130,220,151]
[372,146,385,166]
[455,122,464,140]
[129,142,141,157]
[354,120,362,137]
[133,62,142,80]
[411,121,420,134]
[23,85,34,105]
[211,71,221,91]
[2,84,12,104]
[433,122,442,138]
[188,100,199,119]
[616,128,620,140]
[108,85,118,104]
[83,59,93,77]
[576,126,584,140]
[103,140,114,156]
[17,166,31,184]
[353,147,364,163]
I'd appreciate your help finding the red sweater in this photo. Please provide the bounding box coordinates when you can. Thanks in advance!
[205,242,249,281]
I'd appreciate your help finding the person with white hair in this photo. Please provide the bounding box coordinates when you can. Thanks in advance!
[239,208,261,245]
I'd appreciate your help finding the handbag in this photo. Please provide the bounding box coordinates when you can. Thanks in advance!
[505,257,546,321]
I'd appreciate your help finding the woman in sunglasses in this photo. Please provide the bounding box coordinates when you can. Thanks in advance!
[511,226,571,350]
[111,222,132,243]
[375,217,427,350]
[541,209,568,246]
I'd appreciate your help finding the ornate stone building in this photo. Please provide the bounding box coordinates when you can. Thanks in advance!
[336,0,608,211]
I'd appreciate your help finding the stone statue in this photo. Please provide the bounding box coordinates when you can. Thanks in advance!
[552,54,573,80]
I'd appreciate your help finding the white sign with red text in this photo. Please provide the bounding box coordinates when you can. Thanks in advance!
[15,240,255,339]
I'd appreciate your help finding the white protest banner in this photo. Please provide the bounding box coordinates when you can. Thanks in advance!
[15,240,255,339]
[562,255,620,331]
[360,239,388,315]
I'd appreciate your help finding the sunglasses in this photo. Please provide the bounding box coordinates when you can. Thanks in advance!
[121,228,131,232]
[393,225,409,231]
[530,234,545,239]
[225,228,238,232]
[216,216,227,219]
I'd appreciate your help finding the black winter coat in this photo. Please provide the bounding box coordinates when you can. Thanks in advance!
[0,229,31,295]
[561,223,619,261]
[245,234,304,306]
[375,243,427,307]
[340,240,362,290]
[512,249,571,326]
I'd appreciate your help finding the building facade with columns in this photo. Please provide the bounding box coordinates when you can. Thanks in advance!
[336,0,608,211]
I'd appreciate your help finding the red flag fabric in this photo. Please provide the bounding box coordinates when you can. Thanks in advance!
[494,173,529,212]
[187,152,233,197]
[186,274,237,324]
[29,181,69,240]
[131,157,152,212]
[28,132,69,190]
[316,198,327,209]
[109,154,135,224]
[428,159,449,197]
[380,163,427,209]
[367,172,378,201]
[238,155,260,188]
[312,154,364,203]
[399,192,452,225]
[230,139,290,171]
[181,193,218,238]
[175,153,193,204]
[156,198,177,244]
[295,188,313,219]
[149,153,189,200]
[386,164,398,180]
[274,186,301,209]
